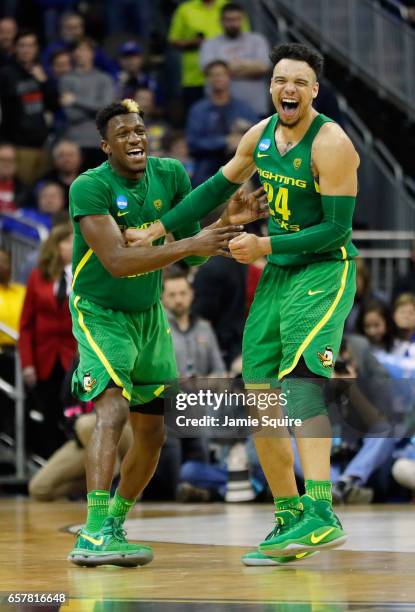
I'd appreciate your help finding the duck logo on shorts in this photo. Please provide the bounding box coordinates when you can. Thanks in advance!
[317,347,334,368]
[83,372,97,392]
[153,199,163,210]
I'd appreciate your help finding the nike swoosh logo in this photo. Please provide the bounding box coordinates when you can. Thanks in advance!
[117,211,129,217]
[310,527,335,544]
[80,534,104,546]
[257,152,269,158]
[308,290,324,296]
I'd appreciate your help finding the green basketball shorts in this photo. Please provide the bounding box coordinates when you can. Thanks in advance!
[70,294,178,407]
[243,257,356,385]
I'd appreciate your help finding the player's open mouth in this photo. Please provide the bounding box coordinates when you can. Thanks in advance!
[127,149,145,158]
[281,98,299,116]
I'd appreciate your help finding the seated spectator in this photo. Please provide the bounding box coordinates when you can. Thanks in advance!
[392,293,415,365]
[200,2,270,117]
[392,240,415,302]
[357,300,415,416]
[0,142,30,212]
[358,296,415,377]
[162,267,226,377]
[133,87,169,156]
[163,130,195,181]
[162,267,226,501]
[169,0,244,109]
[59,38,115,169]
[356,300,395,357]
[49,48,72,80]
[0,17,17,68]
[345,257,387,333]
[29,409,196,502]
[19,223,76,458]
[0,30,59,184]
[38,140,82,206]
[330,336,397,503]
[42,12,117,79]
[29,412,133,501]
[0,247,25,346]
[116,41,160,101]
[186,60,257,185]
[36,181,66,217]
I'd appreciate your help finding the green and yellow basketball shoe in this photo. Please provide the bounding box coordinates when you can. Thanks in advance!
[259,495,347,556]
[242,550,317,566]
[242,508,305,566]
[68,516,153,567]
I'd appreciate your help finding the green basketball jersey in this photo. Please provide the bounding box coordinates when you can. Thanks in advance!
[70,157,198,312]
[255,113,358,267]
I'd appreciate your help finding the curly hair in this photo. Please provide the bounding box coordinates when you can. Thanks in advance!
[269,43,324,80]
[95,99,144,138]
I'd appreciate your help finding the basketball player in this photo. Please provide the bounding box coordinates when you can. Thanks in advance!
[67,98,267,567]
[128,43,359,565]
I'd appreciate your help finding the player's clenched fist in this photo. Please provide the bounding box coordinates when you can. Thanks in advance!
[229,232,268,263]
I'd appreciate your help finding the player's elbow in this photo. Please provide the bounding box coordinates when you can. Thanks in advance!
[316,225,352,253]
[100,251,129,278]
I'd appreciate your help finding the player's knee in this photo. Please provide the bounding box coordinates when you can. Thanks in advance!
[133,419,166,451]
[95,388,130,430]
[282,360,327,422]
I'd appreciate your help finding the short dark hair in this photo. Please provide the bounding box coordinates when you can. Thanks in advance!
[73,36,96,51]
[50,48,71,63]
[15,29,38,44]
[221,2,244,16]
[204,60,229,76]
[269,43,324,80]
[95,99,144,138]
[163,266,190,284]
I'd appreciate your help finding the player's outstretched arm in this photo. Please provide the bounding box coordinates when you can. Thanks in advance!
[126,121,267,246]
[230,124,360,263]
[79,214,241,277]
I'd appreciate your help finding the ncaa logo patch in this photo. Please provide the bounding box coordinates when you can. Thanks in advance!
[116,195,128,210]
[258,139,271,152]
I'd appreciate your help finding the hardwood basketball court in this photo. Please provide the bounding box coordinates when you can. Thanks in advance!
[0,498,414,610]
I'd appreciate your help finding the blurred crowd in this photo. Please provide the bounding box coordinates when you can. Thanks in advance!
[0,0,414,505]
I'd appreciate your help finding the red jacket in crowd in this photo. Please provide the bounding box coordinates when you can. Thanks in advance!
[19,268,76,380]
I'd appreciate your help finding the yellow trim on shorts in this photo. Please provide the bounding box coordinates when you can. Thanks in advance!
[245,383,271,390]
[72,248,93,289]
[278,258,350,380]
[73,295,131,401]
[154,385,165,397]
